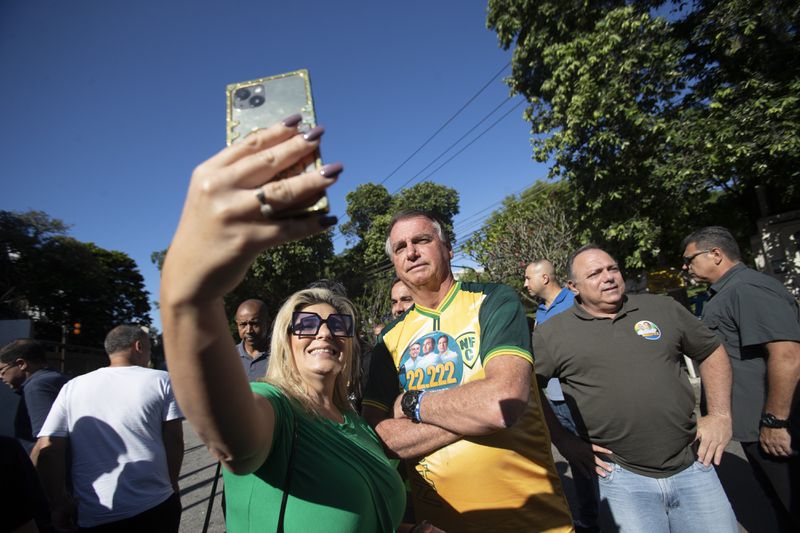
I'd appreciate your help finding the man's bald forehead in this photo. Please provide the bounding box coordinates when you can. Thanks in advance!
[569,246,616,278]
[236,299,267,316]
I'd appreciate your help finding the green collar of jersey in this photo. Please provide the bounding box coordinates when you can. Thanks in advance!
[414,281,461,318]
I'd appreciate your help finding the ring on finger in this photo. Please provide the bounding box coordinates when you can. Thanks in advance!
[255,188,275,218]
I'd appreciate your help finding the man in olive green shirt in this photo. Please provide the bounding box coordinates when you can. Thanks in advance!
[534,244,736,532]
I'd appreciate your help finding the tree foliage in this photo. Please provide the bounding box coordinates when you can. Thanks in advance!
[221,232,335,324]
[151,181,459,332]
[463,181,578,297]
[487,0,800,268]
[340,183,393,243]
[152,231,335,331]
[1,210,151,347]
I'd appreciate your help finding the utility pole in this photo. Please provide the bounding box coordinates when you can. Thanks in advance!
[60,323,67,373]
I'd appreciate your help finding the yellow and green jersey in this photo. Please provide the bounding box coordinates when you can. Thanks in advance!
[364,282,572,532]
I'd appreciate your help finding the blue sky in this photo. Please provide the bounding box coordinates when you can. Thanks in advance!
[1,1,549,330]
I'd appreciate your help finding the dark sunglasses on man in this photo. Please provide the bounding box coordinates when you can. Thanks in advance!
[290,311,354,338]
[682,249,711,266]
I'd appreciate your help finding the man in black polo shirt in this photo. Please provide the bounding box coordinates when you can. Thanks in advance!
[534,244,737,532]
[682,226,800,530]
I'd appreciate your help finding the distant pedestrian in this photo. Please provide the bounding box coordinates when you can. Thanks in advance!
[0,339,68,453]
[390,277,414,318]
[234,299,271,381]
[35,325,184,531]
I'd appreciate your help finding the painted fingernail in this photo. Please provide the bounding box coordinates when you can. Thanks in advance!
[320,162,343,179]
[303,125,325,142]
[282,113,302,127]
[318,215,337,228]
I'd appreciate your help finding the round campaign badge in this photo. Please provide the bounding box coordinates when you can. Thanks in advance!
[634,320,661,341]
[398,332,463,391]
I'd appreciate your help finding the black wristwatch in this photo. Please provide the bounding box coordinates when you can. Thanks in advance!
[759,412,790,429]
[401,390,424,423]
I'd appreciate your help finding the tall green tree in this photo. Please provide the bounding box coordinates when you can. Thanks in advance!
[1,210,69,316]
[670,0,800,222]
[487,0,800,268]
[339,183,393,244]
[1,210,151,346]
[463,181,578,296]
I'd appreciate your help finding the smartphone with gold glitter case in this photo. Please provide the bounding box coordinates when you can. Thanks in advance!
[226,69,329,217]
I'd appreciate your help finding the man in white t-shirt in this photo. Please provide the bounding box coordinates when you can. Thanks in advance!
[35,325,184,531]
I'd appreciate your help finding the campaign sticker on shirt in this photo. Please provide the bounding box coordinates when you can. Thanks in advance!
[398,332,463,391]
[634,320,661,340]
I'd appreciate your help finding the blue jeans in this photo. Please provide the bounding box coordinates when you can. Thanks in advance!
[597,461,737,532]
[549,399,599,528]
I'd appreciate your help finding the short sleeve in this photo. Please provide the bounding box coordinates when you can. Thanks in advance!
[22,375,66,437]
[162,376,184,422]
[673,300,720,362]
[478,284,533,365]
[37,385,69,438]
[733,284,800,347]
[532,326,557,380]
[362,341,399,412]
[250,381,296,454]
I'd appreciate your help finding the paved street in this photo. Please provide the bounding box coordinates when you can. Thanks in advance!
[178,424,225,533]
[176,379,779,532]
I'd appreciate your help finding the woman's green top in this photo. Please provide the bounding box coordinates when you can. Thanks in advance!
[222,382,406,532]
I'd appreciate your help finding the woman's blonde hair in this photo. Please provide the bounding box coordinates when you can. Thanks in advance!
[264,287,360,416]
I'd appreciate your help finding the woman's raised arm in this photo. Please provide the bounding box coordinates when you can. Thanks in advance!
[160,117,339,473]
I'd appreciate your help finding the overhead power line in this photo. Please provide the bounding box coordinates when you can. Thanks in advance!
[332,62,516,245]
[333,95,526,247]
[397,98,526,191]
[376,61,511,187]
[388,96,514,193]
[332,94,519,245]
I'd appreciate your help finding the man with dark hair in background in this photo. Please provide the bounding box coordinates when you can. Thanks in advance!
[0,339,68,453]
[234,299,270,381]
[35,325,184,532]
[682,225,800,530]
[390,277,415,318]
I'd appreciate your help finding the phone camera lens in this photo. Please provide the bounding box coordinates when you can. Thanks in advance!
[235,88,251,101]
[249,95,265,107]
